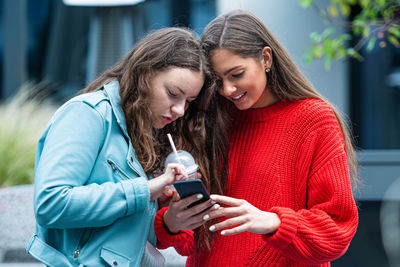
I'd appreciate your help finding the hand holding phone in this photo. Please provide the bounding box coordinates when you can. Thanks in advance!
[163,182,212,233]
[173,179,210,208]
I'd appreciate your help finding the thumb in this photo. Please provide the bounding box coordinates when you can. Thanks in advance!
[162,186,173,197]
[171,190,180,202]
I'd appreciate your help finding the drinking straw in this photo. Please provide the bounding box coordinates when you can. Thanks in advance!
[167,133,182,164]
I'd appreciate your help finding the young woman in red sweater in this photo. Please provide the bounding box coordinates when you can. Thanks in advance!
[155,10,359,266]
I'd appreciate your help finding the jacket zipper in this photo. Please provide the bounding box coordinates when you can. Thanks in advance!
[107,160,130,180]
[73,228,93,261]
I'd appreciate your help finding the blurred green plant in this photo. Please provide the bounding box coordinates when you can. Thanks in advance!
[0,83,57,187]
[300,0,400,69]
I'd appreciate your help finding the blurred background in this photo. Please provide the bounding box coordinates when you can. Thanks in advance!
[0,0,399,266]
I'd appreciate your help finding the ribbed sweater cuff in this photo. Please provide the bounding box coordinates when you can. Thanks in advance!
[154,207,194,249]
[263,207,298,249]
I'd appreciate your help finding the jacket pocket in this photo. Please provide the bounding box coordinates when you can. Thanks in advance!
[107,159,131,180]
[100,247,132,267]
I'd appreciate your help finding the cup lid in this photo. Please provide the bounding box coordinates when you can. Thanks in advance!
[185,164,199,174]
[164,150,195,167]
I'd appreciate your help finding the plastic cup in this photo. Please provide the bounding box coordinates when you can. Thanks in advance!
[164,150,198,179]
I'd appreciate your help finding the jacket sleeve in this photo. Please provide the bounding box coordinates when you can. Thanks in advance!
[263,108,358,265]
[34,101,149,229]
[154,207,195,256]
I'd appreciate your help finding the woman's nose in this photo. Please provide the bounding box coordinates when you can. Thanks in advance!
[171,100,186,118]
[220,81,236,97]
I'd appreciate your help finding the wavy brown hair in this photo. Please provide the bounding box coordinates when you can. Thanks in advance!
[80,27,214,177]
[199,9,359,250]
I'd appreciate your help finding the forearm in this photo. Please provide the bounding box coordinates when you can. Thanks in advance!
[35,178,149,228]
[264,205,358,265]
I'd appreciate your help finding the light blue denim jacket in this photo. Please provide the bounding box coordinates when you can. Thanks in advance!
[26,81,158,266]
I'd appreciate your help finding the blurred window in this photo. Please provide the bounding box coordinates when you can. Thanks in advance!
[350,43,400,149]
[0,0,216,102]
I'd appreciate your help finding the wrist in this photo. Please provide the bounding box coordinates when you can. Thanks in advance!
[270,212,281,234]
[148,179,162,201]
[163,210,180,234]
[153,174,169,188]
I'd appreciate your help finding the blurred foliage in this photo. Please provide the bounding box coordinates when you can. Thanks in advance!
[0,83,57,187]
[300,0,400,69]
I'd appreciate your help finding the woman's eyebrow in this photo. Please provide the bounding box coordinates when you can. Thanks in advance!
[223,65,241,75]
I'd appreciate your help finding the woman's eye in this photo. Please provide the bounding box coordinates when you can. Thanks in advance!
[167,89,178,97]
[232,72,243,78]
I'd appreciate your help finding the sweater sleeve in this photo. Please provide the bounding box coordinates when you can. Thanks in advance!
[263,107,358,265]
[154,207,196,256]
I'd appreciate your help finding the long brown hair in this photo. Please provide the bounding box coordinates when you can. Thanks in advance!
[200,9,359,249]
[80,27,214,177]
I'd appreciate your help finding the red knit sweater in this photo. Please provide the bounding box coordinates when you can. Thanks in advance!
[155,98,358,267]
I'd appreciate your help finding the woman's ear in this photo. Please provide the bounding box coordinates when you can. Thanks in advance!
[261,46,272,69]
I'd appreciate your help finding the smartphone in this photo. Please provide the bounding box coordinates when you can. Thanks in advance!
[173,179,210,208]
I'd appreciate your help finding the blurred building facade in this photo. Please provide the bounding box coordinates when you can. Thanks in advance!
[0,0,399,266]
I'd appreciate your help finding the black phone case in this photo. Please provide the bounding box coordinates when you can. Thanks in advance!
[173,179,210,208]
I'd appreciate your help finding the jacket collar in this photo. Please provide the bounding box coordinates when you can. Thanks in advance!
[103,80,129,140]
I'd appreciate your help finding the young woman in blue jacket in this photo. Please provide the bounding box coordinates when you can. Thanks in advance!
[26,27,215,266]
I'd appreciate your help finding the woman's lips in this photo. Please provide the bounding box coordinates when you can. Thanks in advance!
[231,92,246,102]
[162,116,174,124]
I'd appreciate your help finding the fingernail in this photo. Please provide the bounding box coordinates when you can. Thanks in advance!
[211,200,216,204]
[197,194,203,199]
[203,214,209,220]
[209,225,215,231]
[221,231,226,235]
[214,204,220,210]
